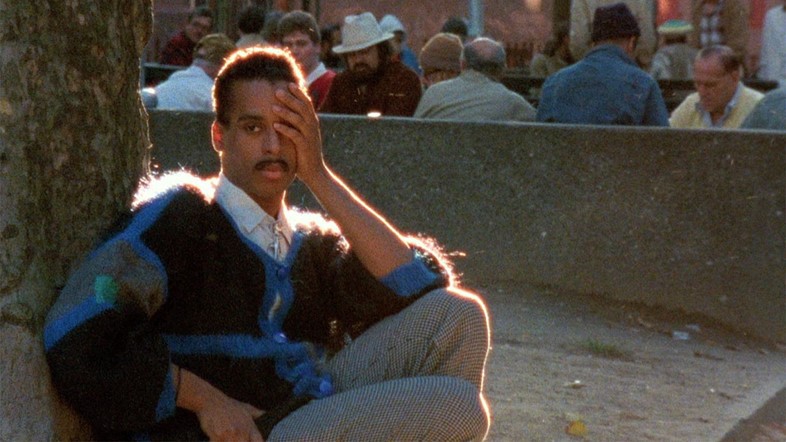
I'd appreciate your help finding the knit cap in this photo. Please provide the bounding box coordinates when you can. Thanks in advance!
[194,33,236,65]
[591,2,641,42]
[419,32,463,73]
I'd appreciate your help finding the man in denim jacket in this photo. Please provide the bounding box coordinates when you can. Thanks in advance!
[537,2,669,126]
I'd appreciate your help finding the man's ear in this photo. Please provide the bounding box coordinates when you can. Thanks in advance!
[211,121,224,154]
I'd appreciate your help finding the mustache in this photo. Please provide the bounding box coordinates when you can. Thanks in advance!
[254,159,290,171]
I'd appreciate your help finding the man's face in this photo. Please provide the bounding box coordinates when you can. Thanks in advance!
[693,56,739,115]
[185,15,212,43]
[212,80,297,216]
[346,45,381,79]
[282,31,320,74]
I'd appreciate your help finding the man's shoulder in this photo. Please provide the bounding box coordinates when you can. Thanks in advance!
[670,92,701,120]
[740,84,766,100]
[133,172,215,213]
[313,69,337,85]
[382,61,420,83]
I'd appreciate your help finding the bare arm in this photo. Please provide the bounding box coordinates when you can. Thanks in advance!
[272,83,412,278]
[174,364,264,442]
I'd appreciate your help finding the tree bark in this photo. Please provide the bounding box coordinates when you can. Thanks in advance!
[0,1,152,439]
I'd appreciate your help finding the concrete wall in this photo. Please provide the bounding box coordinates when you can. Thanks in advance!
[148,110,785,342]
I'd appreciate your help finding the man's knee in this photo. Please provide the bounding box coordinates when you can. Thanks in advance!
[413,286,491,339]
[424,377,491,441]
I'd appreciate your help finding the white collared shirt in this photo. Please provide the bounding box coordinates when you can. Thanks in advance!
[697,82,742,128]
[306,62,328,86]
[214,173,293,261]
[154,65,215,112]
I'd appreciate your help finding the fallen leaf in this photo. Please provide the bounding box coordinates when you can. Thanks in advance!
[565,420,587,437]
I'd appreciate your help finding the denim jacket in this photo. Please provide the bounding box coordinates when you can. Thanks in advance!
[536,44,669,126]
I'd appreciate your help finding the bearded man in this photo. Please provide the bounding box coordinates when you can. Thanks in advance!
[319,12,422,116]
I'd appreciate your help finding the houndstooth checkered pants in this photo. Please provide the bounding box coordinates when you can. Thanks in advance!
[269,287,492,441]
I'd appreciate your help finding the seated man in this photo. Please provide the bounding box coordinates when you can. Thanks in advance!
[379,14,422,76]
[650,19,697,80]
[530,22,573,78]
[570,0,657,69]
[320,12,422,116]
[537,3,669,126]
[670,45,764,129]
[44,47,491,441]
[419,32,464,88]
[154,33,236,111]
[278,10,336,109]
[160,6,214,67]
[414,37,536,122]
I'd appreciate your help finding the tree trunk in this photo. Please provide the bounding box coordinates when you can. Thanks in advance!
[0,1,152,439]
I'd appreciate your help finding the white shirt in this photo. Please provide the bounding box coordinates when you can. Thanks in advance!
[306,62,328,86]
[214,173,293,261]
[154,65,215,112]
[759,5,786,86]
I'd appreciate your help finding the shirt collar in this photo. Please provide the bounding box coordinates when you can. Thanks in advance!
[461,69,494,83]
[587,44,638,68]
[306,62,328,85]
[215,173,293,240]
[695,82,742,127]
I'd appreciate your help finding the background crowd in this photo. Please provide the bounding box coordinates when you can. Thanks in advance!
[142,1,786,130]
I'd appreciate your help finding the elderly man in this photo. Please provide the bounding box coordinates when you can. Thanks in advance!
[537,3,669,126]
[570,0,657,69]
[278,10,336,109]
[160,6,213,66]
[154,33,236,111]
[670,45,764,129]
[44,47,490,441]
[319,12,422,116]
[414,37,535,122]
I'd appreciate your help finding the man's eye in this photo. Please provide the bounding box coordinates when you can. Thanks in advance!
[246,125,262,133]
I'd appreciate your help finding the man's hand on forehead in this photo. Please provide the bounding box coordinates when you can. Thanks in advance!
[272,82,324,183]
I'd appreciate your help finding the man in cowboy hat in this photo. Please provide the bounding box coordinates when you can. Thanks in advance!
[320,12,422,116]
[537,2,669,126]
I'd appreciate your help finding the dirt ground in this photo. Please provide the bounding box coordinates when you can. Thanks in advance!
[478,281,786,442]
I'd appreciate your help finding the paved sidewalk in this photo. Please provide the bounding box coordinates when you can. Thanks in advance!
[477,281,786,441]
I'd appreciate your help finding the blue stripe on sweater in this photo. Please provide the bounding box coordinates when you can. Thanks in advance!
[44,191,176,352]
[154,364,176,422]
[163,334,279,358]
[380,254,439,297]
[44,297,114,351]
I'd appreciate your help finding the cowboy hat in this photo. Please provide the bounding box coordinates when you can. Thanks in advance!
[332,12,393,54]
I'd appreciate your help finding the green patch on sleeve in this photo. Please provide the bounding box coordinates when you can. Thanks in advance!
[94,275,119,305]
